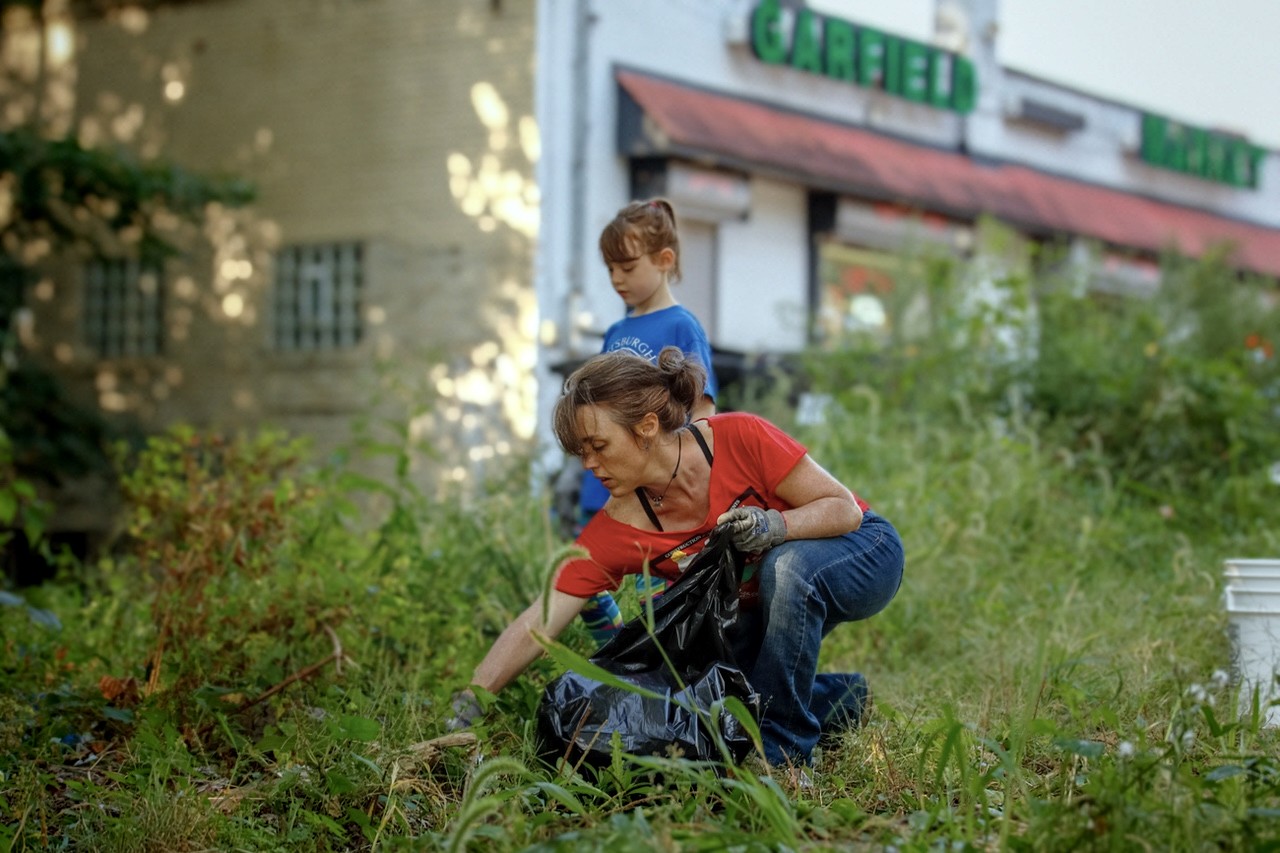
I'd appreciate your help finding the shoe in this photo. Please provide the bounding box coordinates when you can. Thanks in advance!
[818,673,872,747]
[740,753,813,792]
[787,765,815,792]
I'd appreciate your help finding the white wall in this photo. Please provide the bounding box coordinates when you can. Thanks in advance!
[717,178,811,352]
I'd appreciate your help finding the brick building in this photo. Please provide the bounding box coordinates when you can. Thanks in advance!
[6,0,540,544]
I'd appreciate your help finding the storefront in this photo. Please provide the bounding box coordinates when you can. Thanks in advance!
[533,0,1280,418]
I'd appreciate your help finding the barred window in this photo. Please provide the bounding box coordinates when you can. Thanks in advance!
[272,242,364,351]
[83,259,164,357]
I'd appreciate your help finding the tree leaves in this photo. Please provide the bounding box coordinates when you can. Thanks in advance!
[0,126,255,265]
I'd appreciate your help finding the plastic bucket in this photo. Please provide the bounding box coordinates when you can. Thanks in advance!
[1224,558,1280,593]
[1223,558,1280,726]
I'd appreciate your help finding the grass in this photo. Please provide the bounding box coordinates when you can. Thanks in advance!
[4,254,1280,850]
[2,404,1277,852]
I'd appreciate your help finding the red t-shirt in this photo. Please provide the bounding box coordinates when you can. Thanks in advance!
[554,412,868,598]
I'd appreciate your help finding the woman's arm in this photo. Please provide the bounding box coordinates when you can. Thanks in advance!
[468,589,587,694]
[733,454,861,541]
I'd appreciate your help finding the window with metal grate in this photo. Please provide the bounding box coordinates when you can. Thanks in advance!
[83,259,164,358]
[272,242,364,351]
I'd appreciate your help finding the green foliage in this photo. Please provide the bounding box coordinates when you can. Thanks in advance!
[0,358,120,486]
[0,351,115,587]
[0,124,257,548]
[802,241,1280,505]
[0,423,47,552]
[109,426,358,727]
[799,244,1032,427]
[1029,250,1280,493]
[0,125,255,265]
[1,251,1279,849]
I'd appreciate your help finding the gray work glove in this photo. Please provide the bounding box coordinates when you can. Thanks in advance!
[718,506,787,553]
[445,690,484,731]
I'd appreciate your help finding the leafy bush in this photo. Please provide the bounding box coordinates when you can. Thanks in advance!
[802,243,1280,503]
[1029,249,1280,493]
[105,426,365,733]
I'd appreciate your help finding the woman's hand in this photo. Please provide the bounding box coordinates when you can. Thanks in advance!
[445,690,484,731]
[717,506,787,552]
[467,590,587,695]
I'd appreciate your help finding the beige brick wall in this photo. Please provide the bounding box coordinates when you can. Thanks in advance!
[22,0,540,521]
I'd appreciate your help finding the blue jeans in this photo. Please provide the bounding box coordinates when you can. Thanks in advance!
[730,510,904,766]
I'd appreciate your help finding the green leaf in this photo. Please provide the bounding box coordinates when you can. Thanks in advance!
[255,730,291,758]
[529,781,587,816]
[337,715,381,742]
[1204,764,1247,782]
[23,516,44,544]
[722,695,763,747]
[27,607,62,631]
[1200,702,1232,738]
[326,771,357,794]
[535,637,667,702]
[302,809,348,838]
[345,806,374,839]
[1053,737,1105,759]
[828,797,867,823]
[350,753,383,777]
[336,472,397,496]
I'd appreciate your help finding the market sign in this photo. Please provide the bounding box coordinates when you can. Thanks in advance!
[1141,113,1267,189]
[749,0,976,114]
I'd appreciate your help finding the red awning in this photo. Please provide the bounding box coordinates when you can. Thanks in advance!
[617,70,1280,277]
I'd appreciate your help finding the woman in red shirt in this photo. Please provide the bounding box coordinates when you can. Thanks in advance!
[452,347,904,770]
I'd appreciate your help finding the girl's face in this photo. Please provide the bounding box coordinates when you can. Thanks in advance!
[573,404,652,496]
[606,238,675,313]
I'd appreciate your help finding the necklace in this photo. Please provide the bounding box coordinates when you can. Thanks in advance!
[645,432,683,506]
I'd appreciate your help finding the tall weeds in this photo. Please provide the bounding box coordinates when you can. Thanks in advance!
[2,251,1278,850]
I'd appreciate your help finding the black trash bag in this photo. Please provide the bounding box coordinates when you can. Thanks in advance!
[536,527,761,768]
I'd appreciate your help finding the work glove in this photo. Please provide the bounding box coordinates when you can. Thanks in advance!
[718,506,787,553]
[445,690,484,731]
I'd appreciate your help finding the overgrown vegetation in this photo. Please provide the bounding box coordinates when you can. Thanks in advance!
[2,249,1279,850]
[0,124,257,582]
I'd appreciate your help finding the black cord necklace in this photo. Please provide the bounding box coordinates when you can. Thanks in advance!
[645,432,683,507]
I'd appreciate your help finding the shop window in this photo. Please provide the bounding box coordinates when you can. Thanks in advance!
[83,259,164,358]
[272,242,364,351]
[815,242,899,347]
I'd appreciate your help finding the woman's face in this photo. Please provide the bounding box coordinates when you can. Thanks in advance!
[573,404,649,495]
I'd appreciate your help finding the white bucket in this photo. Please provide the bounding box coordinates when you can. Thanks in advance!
[1224,558,1280,593]
[1223,558,1280,726]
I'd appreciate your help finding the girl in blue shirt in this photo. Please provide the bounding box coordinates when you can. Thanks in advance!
[577,198,719,645]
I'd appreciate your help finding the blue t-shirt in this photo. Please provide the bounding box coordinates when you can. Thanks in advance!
[580,305,718,513]
[601,306,719,399]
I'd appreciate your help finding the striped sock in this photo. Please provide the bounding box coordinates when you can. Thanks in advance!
[579,592,624,647]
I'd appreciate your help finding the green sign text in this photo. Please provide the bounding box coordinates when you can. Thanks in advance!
[1141,113,1267,189]
[749,0,976,114]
